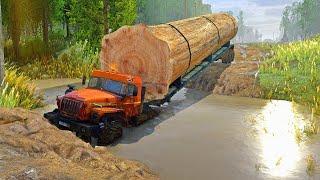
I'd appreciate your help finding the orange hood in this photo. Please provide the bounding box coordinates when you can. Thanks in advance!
[65,88,119,103]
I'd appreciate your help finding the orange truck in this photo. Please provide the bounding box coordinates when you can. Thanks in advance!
[44,43,234,146]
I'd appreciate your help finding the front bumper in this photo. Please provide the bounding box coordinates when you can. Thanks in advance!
[44,109,104,138]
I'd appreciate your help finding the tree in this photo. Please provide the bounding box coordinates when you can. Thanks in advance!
[103,0,109,34]
[69,0,137,48]
[136,0,147,23]
[7,0,26,59]
[64,0,71,38]
[280,0,320,41]
[0,0,4,83]
[237,11,245,43]
[69,0,104,49]
[109,0,137,31]
[42,0,49,46]
[136,0,212,25]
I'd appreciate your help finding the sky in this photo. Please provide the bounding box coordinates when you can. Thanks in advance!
[203,0,297,40]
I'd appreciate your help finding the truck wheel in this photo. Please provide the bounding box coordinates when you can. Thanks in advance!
[131,117,140,127]
[221,48,235,64]
[98,117,123,145]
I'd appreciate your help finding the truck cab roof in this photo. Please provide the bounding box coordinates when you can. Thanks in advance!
[91,70,142,86]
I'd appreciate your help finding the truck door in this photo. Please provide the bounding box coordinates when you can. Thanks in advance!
[123,84,138,118]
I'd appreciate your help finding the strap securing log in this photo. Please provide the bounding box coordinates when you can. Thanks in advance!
[202,16,221,46]
[168,24,192,74]
[222,13,237,36]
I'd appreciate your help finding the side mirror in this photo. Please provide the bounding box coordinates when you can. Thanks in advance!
[82,75,87,86]
[132,86,138,96]
[65,85,75,95]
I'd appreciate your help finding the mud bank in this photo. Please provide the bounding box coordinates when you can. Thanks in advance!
[0,108,158,179]
[213,44,269,97]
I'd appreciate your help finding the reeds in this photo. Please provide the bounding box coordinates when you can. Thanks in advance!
[0,68,43,109]
[260,36,320,115]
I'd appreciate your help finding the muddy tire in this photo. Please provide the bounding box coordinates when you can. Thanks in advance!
[98,117,123,145]
[221,48,235,64]
[131,117,140,127]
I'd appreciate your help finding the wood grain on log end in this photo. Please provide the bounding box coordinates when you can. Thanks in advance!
[100,24,172,100]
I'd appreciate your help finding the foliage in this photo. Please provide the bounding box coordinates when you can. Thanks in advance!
[137,0,212,25]
[0,68,42,109]
[281,0,320,41]
[306,154,317,176]
[259,36,320,114]
[68,0,104,49]
[19,41,99,79]
[69,0,137,49]
[109,0,137,30]
[1,0,52,58]
[4,32,68,65]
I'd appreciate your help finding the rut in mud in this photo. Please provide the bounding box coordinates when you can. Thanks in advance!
[213,44,268,97]
[188,44,267,97]
[0,108,158,179]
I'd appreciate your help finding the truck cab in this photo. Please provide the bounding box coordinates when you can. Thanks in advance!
[46,70,145,145]
[59,70,144,124]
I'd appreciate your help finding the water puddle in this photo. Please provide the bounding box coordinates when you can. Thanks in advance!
[109,93,320,180]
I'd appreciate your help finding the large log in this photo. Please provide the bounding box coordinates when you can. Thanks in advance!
[100,13,238,100]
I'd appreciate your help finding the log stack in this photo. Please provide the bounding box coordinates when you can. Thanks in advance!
[100,13,238,100]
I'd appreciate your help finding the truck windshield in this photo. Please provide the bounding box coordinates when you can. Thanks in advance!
[88,77,126,96]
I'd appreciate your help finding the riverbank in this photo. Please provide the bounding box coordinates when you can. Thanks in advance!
[0,108,158,179]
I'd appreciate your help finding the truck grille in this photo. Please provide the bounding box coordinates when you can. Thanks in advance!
[60,98,83,116]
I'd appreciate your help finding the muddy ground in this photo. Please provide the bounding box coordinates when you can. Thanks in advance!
[0,108,158,179]
[213,44,270,97]
[0,44,268,179]
[188,44,267,97]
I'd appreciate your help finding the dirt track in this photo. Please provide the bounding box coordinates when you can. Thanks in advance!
[0,108,158,179]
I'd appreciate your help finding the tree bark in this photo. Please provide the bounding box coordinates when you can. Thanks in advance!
[103,0,109,34]
[42,2,49,48]
[100,13,238,100]
[64,0,71,38]
[0,0,4,84]
[65,16,70,38]
[9,0,20,60]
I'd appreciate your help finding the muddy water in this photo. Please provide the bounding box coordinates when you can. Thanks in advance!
[110,90,320,180]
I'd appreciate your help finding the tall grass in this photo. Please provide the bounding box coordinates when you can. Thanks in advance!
[0,69,43,109]
[18,41,99,79]
[260,36,320,114]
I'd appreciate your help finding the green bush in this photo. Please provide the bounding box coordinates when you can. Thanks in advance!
[0,69,43,109]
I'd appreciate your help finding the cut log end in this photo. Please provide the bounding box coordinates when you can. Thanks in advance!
[100,24,172,100]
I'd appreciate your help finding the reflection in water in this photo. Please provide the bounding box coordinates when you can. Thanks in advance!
[259,101,304,177]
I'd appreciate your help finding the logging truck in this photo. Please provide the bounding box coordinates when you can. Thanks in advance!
[44,13,238,146]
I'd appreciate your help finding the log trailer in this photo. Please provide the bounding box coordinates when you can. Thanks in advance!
[44,42,235,146]
[44,13,237,146]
